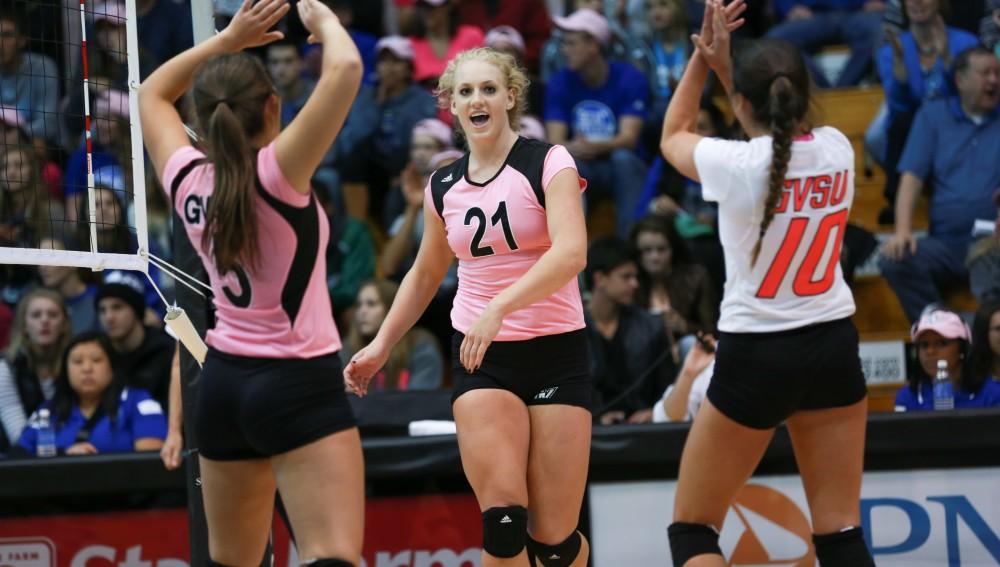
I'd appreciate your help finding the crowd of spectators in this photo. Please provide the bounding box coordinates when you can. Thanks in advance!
[0,0,999,458]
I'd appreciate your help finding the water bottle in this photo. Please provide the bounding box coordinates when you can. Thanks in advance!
[932,360,954,411]
[36,408,57,458]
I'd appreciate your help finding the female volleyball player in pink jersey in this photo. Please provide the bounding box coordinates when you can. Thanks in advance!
[658,2,875,566]
[346,48,590,567]
[139,1,364,565]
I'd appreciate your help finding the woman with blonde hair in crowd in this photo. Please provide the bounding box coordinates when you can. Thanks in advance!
[0,288,72,452]
[347,47,592,566]
[0,146,61,248]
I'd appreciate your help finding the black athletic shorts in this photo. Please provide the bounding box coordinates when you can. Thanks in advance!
[451,329,592,409]
[707,317,867,429]
[195,348,356,460]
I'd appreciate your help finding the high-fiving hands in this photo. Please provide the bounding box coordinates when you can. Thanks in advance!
[220,0,290,51]
[691,0,746,78]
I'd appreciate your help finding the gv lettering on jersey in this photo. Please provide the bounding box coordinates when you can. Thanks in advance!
[774,170,849,214]
[183,194,211,225]
[862,495,1000,566]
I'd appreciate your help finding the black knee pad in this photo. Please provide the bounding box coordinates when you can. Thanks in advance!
[482,506,528,558]
[527,531,582,567]
[301,559,354,567]
[668,522,721,567]
[813,526,875,567]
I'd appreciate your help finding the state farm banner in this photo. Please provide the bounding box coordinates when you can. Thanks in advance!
[0,494,482,567]
[0,511,189,567]
[589,467,1000,566]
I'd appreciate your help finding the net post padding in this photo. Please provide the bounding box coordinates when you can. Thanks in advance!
[124,0,149,259]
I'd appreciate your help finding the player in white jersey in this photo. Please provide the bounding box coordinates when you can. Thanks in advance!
[657,3,876,566]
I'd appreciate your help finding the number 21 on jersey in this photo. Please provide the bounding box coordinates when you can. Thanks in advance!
[465,200,519,257]
[756,208,849,299]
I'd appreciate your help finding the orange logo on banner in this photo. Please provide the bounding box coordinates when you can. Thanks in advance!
[727,484,816,566]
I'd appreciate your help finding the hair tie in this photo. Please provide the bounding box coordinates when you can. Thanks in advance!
[215,97,233,107]
[772,72,791,83]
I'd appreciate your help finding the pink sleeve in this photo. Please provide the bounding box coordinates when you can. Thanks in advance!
[423,177,439,219]
[256,142,311,207]
[542,145,587,193]
[162,145,206,201]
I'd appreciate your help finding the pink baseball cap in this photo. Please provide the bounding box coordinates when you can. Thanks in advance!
[554,8,611,45]
[485,26,526,55]
[376,36,414,61]
[93,1,126,25]
[519,115,545,141]
[412,118,453,148]
[96,89,129,120]
[911,308,971,342]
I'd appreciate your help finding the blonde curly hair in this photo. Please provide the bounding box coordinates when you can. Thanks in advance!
[435,47,530,134]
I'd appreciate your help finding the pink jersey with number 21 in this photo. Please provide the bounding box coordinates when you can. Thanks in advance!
[426,137,587,341]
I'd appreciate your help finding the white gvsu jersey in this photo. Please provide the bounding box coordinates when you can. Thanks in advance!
[694,126,856,333]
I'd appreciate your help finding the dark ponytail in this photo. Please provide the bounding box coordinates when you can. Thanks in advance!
[192,54,275,275]
[731,40,811,267]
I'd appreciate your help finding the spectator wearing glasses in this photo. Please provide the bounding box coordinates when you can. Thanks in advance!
[880,46,1000,322]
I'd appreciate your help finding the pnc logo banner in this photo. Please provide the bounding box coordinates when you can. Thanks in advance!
[589,467,1000,566]
[719,485,816,566]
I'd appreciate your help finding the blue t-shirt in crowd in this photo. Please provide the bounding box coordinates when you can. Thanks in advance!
[18,388,166,455]
[898,97,1000,242]
[350,29,378,86]
[894,379,1000,411]
[544,61,650,142]
[773,0,865,19]
[876,27,979,116]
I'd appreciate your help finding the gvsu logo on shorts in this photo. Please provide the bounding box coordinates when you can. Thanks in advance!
[719,485,816,566]
[0,539,55,567]
[571,101,616,141]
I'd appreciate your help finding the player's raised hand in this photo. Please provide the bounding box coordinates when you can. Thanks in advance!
[694,0,746,49]
[693,0,742,77]
[223,0,290,50]
[297,0,343,45]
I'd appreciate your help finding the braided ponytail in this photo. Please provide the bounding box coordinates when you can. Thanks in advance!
[751,76,800,266]
[731,39,812,269]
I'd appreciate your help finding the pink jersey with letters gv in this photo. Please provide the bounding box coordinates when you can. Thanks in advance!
[162,142,341,358]
[426,137,586,341]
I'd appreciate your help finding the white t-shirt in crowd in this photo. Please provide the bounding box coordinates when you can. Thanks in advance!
[693,126,857,333]
[653,361,714,423]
